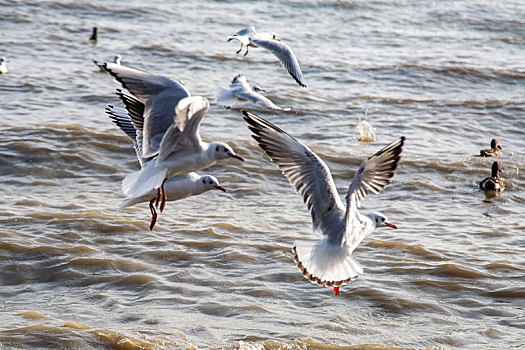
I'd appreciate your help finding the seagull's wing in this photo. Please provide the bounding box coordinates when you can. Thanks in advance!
[216,87,236,108]
[156,97,210,163]
[343,137,404,250]
[115,89,145,133]
[103,63,190,103]
[105,105,151,168]
[237,90,282,110]
[243,110,345,236]
[250,38,307,87]
[235,26,257,37]
[140,87,191,158]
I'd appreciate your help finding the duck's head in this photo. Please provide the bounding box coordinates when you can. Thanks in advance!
[491,161,502,177]
[491,139,502,150]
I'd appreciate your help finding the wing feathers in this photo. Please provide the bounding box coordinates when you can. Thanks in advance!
[243,110,345,235]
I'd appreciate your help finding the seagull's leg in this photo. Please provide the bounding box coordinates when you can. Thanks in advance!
[333,287,340,296]
[236,43,243,54]
[149,199,157,230]
[159,178,168,213]
[244,46,249,56]
[155,188,161,207]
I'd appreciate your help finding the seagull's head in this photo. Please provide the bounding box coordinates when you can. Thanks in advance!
[270,32,280,41]
[200,175,226,193]
[367,212,397,229]
[211,141,245,162]
[0,57,7,63]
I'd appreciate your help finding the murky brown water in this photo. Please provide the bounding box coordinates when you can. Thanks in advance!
[1,0,524,349]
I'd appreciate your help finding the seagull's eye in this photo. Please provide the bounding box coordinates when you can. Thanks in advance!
[381,217,385,222]
[375,218,379,222]
[209,181,213,184]
[202,179,206,184]
[216,146,219,152]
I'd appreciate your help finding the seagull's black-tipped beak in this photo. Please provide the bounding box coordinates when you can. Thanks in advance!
[231,154,245,162]
[386,222,398,229]
[497,145,502,150]
[215,185,227,192]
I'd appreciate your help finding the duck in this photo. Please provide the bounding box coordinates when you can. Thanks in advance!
[479,161,504,192]
[479,139,502,157]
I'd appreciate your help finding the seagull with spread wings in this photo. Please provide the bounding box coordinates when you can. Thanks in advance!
[243,110,404,295]
[228,26,307,88]
[106,102,227,230]
[100,63,243,210]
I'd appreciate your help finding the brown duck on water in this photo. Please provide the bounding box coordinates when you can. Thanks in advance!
[480,161,504,192]
[480,139,503,157]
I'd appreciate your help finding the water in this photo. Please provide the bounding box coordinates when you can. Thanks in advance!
[1,0,524,348]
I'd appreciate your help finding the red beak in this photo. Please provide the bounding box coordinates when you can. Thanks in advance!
[231,154,245,162]
[386,222,398,229]
[215,185,227,192]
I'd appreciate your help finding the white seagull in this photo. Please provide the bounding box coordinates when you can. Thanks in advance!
[93,55,123,71]
[100,63,244,209]
[0,57,8,74]
[217,74,283,110]
[106,104,226,230]
[228,26,307,87]
[243,110,404,296]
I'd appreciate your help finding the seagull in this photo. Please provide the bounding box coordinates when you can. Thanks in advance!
[93,55,122,71]
[228,26,307,87]
[0,57,8,74]
[479,161,504,192]
[119,173,226,230]
[216,74,283,110]
[106,104,226,230]
[100,63,244,208]
[479,139,503,157]
[242,110,404,296]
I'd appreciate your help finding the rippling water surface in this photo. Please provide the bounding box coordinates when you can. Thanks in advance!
[1,0,524,349]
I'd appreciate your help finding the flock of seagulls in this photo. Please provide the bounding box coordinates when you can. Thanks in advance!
[91,25,407,295]
[87,25,508,295]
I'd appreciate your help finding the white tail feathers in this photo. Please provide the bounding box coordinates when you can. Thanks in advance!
[293,238,363,288]
[118,196,143,210]
[122,161,167,198]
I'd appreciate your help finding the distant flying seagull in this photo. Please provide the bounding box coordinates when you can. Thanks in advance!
[228,26,307,87]
[93,55,123,71]
[243,110,404,296]
[217,74,283,110]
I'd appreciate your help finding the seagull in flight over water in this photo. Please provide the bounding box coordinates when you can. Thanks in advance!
[106,104,227,230]
[228,26,307,88]
[101,63,243,211]
[217,74,283,110]
[243,110,404,296]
